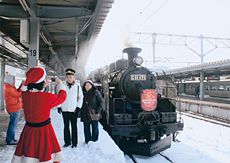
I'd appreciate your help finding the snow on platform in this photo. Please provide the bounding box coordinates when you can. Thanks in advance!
[1,109,230,163]
[0,108,126,163]
[126,115,230,163]
[52,108,126,163]
[165,114,230,163]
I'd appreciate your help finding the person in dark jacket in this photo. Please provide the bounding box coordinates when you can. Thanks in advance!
[81,79,103,143]
[195,84,200,99]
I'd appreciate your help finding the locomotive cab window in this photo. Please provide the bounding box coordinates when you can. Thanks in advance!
[226,85,230,91]
[218,85,224,91]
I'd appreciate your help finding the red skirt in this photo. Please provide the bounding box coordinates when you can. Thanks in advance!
[12,123,65,163]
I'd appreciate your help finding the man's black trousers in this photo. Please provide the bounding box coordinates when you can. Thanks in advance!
[62,112,78,146]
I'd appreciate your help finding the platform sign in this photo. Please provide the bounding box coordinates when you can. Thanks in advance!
[141,89,157,111]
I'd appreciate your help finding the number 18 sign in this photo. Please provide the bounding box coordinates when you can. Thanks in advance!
[141,89,157,111]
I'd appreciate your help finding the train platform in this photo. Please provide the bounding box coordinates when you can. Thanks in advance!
[0,108,126,163]
[176,94,230,109]
[175,94,230,122]
[0,110,24,147]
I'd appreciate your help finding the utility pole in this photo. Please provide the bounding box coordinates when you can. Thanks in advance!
[152,33,156,64]
[200,34,204,100]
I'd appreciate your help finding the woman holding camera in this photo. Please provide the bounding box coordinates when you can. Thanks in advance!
[11,67,67,163]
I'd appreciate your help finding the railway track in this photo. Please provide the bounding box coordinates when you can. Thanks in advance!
[127,152,174,163]
[159,152,174,163]
[127,154,137,163]
[181,111,230,127]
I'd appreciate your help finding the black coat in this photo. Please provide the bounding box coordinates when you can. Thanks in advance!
[195,86,199,93]
[81,87,103,122]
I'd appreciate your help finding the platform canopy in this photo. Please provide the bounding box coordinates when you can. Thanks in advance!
[0,0,113,80]
[155,59,230,80]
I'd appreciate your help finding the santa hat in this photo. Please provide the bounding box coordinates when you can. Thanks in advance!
[85,79,94,85]
[25,67,47,86]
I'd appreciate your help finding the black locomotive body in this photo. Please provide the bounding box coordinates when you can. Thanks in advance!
[89,47,184,156]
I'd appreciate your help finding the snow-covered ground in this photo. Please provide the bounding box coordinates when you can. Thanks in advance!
[126,114,230,163]
[1,109,230,163]
[0,108,126,163]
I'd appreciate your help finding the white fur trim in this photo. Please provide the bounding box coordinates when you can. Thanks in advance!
[36,67,47,84]
[21,85,27,91]
[57,83,66,93]
[11,151,66,163]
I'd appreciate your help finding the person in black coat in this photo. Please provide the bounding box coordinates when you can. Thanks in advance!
[194,84,200,99]
[81,79,103,143]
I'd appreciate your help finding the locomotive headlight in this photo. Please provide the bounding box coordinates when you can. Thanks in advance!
[133,56,143,65]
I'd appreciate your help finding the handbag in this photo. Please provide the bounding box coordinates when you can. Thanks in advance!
[86,102,101,121]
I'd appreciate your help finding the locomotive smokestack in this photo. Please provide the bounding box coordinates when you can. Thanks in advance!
[123,47,142,67]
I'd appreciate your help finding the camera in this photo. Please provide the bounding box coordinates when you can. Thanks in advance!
[51,77,56,82]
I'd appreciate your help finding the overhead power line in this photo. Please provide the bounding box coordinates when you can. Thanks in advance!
[131,0,154,24]
[140,0,169,27]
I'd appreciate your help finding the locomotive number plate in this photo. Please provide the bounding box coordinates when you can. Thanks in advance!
[130,74,146,81]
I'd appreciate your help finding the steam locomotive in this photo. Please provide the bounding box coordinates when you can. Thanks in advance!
[88,47,184,156]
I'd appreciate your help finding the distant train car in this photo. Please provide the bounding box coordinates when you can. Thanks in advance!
[88,47,184,156]
[177,80,230,98]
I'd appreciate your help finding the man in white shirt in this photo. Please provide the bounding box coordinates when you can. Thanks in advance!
[57,68,83,148]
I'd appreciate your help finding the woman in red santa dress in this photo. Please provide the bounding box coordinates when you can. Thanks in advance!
[11,67,67,163]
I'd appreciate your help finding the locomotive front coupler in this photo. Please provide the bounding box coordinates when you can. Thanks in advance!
[147,128,157,142]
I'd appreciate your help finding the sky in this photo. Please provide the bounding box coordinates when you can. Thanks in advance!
[85,0,230,76]
[1,108,230,163]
